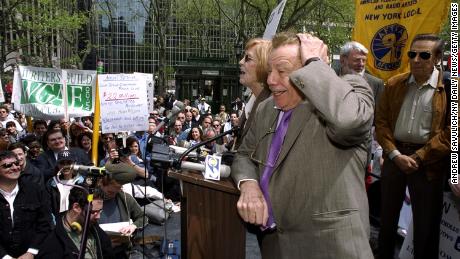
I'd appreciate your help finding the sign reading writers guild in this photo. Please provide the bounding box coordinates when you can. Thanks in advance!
[353,0,450,81]
[12,66,96,120]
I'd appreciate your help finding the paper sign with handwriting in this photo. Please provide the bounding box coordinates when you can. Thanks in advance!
[99,74,149,133]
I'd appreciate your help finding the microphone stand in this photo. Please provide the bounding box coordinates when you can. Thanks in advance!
[77,175,98,259]
[52,167,98,259]
[173,126,239,170]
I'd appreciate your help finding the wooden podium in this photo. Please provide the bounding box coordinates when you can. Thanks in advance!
[168,170,246,259]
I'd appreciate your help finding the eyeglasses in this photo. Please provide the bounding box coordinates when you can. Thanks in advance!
[407,51,432,60]
[90,209,103,215]
[249,116,279,167]
[213,124,221,128]
[0,161,20,169]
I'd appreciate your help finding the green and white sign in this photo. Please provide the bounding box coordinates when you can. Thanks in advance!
[13,66,96,119]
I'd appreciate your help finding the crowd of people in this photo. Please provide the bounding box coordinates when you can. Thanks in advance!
[0,30,455,259]
[0,77,249,258]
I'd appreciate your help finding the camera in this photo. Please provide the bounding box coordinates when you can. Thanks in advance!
[115,134,131,157]
[111,134,130,164]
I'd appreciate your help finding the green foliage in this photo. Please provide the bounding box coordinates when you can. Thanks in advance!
[0,0,88,70]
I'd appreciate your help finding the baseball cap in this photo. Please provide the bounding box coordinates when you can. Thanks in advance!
[57,150,77,163]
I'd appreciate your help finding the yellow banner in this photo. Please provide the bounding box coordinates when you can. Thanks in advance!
[352,0,449,81]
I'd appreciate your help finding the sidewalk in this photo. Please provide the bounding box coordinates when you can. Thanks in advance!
[131,212,262,258]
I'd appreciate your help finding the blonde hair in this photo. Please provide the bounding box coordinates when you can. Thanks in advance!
[245,38,272,86]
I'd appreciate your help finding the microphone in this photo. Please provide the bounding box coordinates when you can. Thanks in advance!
[180,161,231,178]
[169,145,198,157]
[146,101,186,152]
[177,126,240,163]
[71,163,137,185]
[151,101,184,135]
[71,164,106,176]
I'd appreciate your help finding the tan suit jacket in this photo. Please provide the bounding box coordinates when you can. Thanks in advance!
[232,61,374,259]
[375,71,450,180]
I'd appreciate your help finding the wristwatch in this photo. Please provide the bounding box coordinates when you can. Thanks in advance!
[304,57,321,66]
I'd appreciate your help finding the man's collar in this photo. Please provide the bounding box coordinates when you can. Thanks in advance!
[0,183,19,196]
[408,67,439,89]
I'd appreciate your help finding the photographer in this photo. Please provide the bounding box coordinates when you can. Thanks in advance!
[100,139,147,179]
[98,148,148,258]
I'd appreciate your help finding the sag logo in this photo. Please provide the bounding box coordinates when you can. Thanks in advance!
[371,23,408,71]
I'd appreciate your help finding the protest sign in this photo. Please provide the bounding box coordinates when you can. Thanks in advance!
[98,74,149,133]
[0,78,4,103]
[12,66,96,119]
[134,72,155,113]
[400,192,460,259]
[263,0,287,40]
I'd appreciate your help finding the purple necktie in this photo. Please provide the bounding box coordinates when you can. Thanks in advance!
[260,109,293,230]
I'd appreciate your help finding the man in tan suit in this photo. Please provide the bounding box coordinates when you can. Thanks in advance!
[231,32,374,258]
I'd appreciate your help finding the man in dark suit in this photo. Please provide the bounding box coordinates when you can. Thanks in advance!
[376,34,450,258]
[232,32,374,258]
[338,41,384,107]
[0,150,52,258]
[36,129,91,181]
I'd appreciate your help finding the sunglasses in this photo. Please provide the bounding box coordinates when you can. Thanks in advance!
[1,161,20,169]
[213,124,221,128]
[407,51,431,60]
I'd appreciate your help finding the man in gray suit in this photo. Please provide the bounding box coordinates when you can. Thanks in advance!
[232,32,374,258]
[339,41,385,107]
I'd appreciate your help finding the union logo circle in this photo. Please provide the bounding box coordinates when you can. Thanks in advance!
[371,23,408,71]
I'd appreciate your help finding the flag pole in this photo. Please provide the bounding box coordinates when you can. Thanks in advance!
[91,61,103,165]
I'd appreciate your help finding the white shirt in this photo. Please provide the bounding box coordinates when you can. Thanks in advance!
[0,184,19,226]
[57,178,79,213]
[244,94,256,119]
[389,68,439,159]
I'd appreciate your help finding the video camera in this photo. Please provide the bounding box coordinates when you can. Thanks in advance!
[113,133,131,163]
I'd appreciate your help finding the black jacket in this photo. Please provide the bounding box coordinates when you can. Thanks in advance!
[0,180,52,258]
[20,162,44,186]
[37,213,114,259]
[36,147,91,181]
